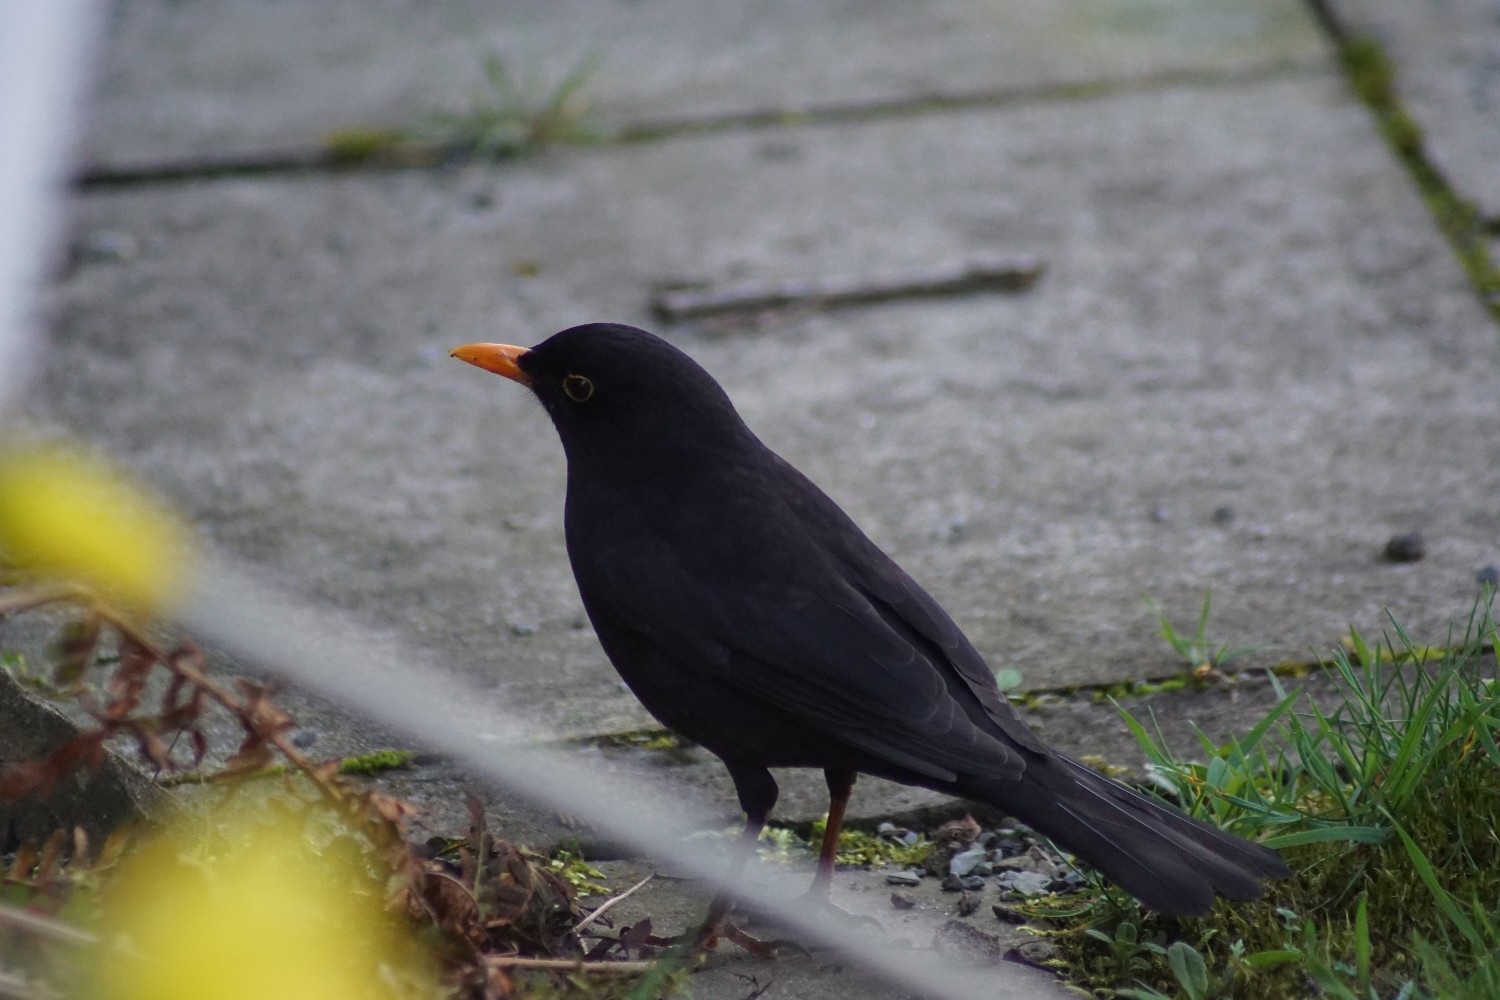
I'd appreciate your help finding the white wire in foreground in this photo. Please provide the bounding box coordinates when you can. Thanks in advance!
[182,559,1060,1000]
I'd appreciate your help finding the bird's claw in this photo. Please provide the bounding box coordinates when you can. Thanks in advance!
[645,919,805,959]
[788,889,885,933]
[718,921,807,958]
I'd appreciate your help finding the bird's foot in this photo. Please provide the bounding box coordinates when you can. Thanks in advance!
[724,890,882,952]
[712,920,807,959]
[646,917,805,959]
[787,887,884,933]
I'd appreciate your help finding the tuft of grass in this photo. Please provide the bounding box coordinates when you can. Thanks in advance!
[719,818,932,870]
[337,748,418,776]
[546,849,610,898]
[413,50,601,161]
[1025,596,1500,998]
[589,729,684,753]
[812,819,933,869]
[1147,590,1256,673]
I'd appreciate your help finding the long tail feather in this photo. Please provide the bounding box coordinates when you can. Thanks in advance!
[966,753,1289,916]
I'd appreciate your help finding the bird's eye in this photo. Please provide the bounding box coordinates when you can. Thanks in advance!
[562,374,594,403]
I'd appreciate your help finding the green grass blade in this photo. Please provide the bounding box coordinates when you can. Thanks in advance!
[1263,825,1388,848]
[1387,815,1482,948]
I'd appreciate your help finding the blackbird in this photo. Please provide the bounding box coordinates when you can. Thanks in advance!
[452,323,1289,920]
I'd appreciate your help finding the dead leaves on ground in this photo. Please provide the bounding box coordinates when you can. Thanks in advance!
[0,585,676,999]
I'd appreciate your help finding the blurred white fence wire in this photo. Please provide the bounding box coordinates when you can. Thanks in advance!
[184,562,1040,999]
[0,0,100,409]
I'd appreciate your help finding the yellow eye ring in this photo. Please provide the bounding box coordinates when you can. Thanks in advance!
[563,374,594,403]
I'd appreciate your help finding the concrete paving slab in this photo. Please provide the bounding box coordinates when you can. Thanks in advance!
[84,0,1325,169]
[1334,0,1500,217]
[45,75,1500,738]
[25,5,1495,995]
[572,859,1074,1000]
[32,63,1500,854]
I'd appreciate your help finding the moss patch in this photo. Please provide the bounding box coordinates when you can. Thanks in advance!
[1338,35,1500,322]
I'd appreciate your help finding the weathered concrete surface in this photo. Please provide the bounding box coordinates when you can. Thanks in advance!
[11,2,1500,993]
[574,857,1073,1000]
[83,0,1324,169]
[47,75,1500,727]
[1334,0,1500,218]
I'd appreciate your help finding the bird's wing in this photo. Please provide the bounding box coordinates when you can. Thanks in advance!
[767,455,1049,755]
[571,492,1029,782]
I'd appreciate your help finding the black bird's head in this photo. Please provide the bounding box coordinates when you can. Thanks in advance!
[451,323,754,473]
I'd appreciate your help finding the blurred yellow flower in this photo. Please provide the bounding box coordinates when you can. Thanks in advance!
[82,812,437,1000]
[0,444,192,610]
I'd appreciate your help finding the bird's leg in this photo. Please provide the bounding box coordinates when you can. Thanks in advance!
[693,811,766,948]
[786,769,881,934]
[670,762,797,957]
[810,769,857,894]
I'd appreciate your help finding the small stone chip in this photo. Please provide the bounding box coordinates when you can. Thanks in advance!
[992,903,1028,924]
[995,870,1053,896]
[1384,531,1425,563]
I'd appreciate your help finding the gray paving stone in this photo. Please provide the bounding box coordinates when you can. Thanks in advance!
[19,5,1499,995]
[84,0,1325,168]
[26,5,1497,996]
[579,859,1075,999]
[1335,0,1500,217]
[44,74,1500,751]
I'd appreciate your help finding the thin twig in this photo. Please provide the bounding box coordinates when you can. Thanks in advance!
[650,255,1044,321]
[572,870,656,934]
[88,601,347,807]
[0,582,91,616]
[485,956,657,973]
[0,902,97,945]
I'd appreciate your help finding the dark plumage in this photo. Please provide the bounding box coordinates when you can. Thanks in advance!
[452,322,1289,917]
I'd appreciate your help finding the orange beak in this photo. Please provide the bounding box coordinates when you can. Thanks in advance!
[449,343,532,385]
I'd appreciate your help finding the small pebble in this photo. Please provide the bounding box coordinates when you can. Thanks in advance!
[949,846,988,877]
[940,875,965,892]
[1014,940,1057,965]
[971,862,994,877]
[890,892,915,910]
[992,903,1028,924]
[960,875,985,891]
[956,892,981,917]
[935,815,982,844]
[975,831,997,849]
[885,872,921,887]
[290,728,319,749]
[996,870,1053,896]
[1212,505,1236,526]
[1384,531,1425,563]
